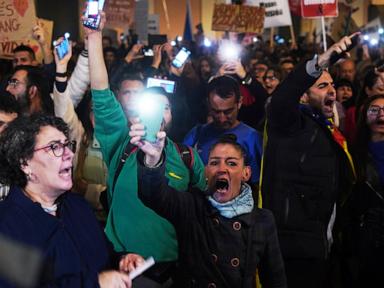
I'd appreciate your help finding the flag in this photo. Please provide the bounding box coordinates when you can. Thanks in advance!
[183,0,194,42]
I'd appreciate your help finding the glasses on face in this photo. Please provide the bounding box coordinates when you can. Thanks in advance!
[367,105,384,117]
[263,76,277,81]
[7,78,26,88]
[34,140,77,157]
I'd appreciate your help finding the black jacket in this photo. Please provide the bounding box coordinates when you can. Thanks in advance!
[261,62,354,259]
[138,161,287,288]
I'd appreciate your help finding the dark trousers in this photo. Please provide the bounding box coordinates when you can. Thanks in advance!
[284,258,329,288]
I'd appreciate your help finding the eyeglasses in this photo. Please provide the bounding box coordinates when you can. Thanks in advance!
[7,78,26,88]
[34,140,77,157]
[367,105,384,117]
[263,76,278,81]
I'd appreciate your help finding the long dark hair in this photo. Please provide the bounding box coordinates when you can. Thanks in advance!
[354,94,384,181]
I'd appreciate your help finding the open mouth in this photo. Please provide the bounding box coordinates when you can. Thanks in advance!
[324,99,334,107]
[59,167,72,177]
[215,179,229,193]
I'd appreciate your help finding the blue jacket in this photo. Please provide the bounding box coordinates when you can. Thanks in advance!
[0,186,110,287]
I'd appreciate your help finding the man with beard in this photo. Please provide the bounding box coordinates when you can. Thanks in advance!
[5,65,53,116]
[261,35,357,287]
[87,13,206,285]
[183,75,263,187]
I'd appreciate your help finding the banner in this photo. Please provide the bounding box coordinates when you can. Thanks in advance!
[301,0,338,18]
[104,0,135,29]
[245,0,293,28]
[212,4,265,33]
[0,18,53,62]
[0,0,37,42]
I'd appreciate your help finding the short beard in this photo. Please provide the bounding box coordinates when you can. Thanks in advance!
[16,92,31,115]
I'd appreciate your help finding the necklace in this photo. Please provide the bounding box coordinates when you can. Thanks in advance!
[41,203,58,214]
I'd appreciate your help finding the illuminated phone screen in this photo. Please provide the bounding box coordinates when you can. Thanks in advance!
[88,2,99,16]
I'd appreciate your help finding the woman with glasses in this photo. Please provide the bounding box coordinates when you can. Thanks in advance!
[343,94,384,287]
[0,114,137,287]
[262,67,282,96]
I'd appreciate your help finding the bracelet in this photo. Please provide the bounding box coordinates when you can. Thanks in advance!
[55,71,67,77]
[143,155,163,168]
[241,74,252,85]
[81,49,88,57]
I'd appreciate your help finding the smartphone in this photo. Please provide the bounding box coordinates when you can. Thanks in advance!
[54,33,70,60]
[147,77,176,93]
[136,93,165,143]
[172,47,191,68]
[128,257,155,280]
[329,33,360,65]
[143,48,154,57]
[83,0,105,30]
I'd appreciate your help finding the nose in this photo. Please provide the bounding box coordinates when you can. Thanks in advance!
[62,146,74,162]
[5,84,11,93]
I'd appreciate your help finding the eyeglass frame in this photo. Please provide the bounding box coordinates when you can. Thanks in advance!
[33,140,77,157]
[7,78,27,88]
[367,105,384,117]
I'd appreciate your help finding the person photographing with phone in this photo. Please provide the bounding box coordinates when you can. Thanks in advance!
[86,11,207,285]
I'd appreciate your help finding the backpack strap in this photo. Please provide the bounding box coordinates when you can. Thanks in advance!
[174,142,194,170]
[111,141,137,193]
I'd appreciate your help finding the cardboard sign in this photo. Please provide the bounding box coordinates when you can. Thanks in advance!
[0,18,53,62]
[301,0,338,18]
[104,0,135,29]
[212,4,265,34]
[245,0,292,28]
[0,0,37,42]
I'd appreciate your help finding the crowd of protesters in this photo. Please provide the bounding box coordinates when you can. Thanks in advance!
[0,9,383,288]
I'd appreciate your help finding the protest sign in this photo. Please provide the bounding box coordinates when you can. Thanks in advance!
[0,0,37,42]
[0,18,53,63]
[301,0,338,18]
[104,0,135,29]
[246,0,292,28]
[212,4,265,34]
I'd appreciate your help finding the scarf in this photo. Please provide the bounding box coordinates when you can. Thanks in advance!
[300,104,356,178]
[208,183,254,218]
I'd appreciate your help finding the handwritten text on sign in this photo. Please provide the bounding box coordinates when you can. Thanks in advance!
[104,0,135,29]
[0,0,36,42]
[212,4,265,34]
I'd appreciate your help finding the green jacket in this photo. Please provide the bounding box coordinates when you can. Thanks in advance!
[91,88,206,261]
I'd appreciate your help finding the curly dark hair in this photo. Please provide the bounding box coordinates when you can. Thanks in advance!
[0,114,69,187]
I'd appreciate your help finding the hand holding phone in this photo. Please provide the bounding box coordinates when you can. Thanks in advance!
[329,33,360,65]
[83,0,105,30]
[128,257,155,280]
[136,93,165,143]
[172,47,191,68]
[53,33,70,60]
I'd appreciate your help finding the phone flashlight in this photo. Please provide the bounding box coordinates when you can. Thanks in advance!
[218,41,241,62]
[135,93,165,143]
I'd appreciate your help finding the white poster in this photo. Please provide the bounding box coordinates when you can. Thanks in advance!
[245,0,292,28]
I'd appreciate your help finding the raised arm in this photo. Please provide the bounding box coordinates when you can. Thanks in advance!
[86,12,129,165]
[52,36,85,168]
[87,14,108,90]
[269,34,359,132]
